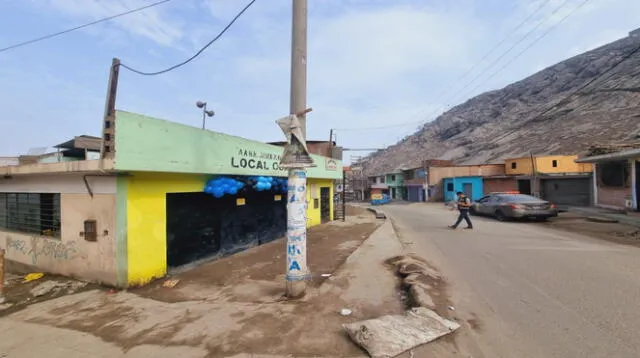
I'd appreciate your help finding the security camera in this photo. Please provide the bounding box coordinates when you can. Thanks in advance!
[196,101,206,108]
[204,110,215,117]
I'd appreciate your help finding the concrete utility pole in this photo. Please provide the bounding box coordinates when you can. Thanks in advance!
[290,0,308,139]
[283,0,311,299]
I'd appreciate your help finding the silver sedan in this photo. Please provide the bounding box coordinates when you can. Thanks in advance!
[470,193,558,221]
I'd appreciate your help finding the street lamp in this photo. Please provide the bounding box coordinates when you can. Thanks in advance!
[196,101,215,129]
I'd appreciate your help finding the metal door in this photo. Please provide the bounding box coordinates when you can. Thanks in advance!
[542,178,591,207]
[320,187,331,223]
[463,183,473,199]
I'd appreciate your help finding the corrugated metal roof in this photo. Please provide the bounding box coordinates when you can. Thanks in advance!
[575,148,640,163]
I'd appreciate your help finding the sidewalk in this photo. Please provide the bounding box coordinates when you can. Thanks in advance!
[0,207,406,358]
[568,206,640,228]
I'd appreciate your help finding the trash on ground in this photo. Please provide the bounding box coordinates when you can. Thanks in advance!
[340,308,353,316]
[343,307,460,358]
[23,273,44,283]
[321,273,332,277]
[162,278,181,288]
[448,306,456,311]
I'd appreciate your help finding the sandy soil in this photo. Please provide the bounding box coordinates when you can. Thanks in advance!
[540,213,640,247]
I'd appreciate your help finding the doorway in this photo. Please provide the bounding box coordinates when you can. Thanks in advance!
[518,179,532,195]
[320,187,331,223]
[391,187,396,199]
[462,183,473,199]
[166,191,286,268]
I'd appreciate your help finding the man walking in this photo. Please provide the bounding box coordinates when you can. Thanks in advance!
[450,191,473,229]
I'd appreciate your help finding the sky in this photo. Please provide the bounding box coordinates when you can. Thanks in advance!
[0,0,638,163]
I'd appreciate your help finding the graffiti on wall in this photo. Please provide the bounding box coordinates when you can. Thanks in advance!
[6,236,78,265]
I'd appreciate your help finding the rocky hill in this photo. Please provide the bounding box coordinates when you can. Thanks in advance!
[361,33,640,175]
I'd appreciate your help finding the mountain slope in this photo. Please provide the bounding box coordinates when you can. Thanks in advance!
[361,33,640,175]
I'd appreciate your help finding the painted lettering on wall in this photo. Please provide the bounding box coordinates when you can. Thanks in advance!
[231,147,287,172]
[6,237,78,265]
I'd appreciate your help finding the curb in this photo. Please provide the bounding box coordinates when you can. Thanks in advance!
[366,207,387,219]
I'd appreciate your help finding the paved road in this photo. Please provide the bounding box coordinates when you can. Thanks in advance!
[385,203,640,358]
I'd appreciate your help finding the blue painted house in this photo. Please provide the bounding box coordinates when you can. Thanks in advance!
[442,176,484,202]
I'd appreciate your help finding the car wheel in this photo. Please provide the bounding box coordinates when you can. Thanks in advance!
[469,207,477,216]
[495,210,508,222]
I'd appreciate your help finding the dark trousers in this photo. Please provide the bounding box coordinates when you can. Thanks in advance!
[453,209,472,228]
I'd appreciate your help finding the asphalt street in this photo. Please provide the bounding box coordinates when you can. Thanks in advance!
[385,203,640,358]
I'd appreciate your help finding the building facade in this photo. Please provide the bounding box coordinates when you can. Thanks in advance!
[427,164,505,201]
[442,176,484,202]
[385,170,405,200]
[576,148,639,211]
[403,167,427,202]
[0,111,342,287]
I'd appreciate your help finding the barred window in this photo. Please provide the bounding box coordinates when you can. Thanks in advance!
[0,193,61,238]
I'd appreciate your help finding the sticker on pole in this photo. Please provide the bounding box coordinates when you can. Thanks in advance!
[276,114,316,168]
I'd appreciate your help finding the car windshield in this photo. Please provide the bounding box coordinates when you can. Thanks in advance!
[499,194,545,203]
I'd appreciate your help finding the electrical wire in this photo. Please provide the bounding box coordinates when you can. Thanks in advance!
[433,0,551,106]
[444,0,574,107]
[119,0,257,76]
[0,0,173,53]
[463,0,593,102]
[334,0,565,133]
[343,34,640,151]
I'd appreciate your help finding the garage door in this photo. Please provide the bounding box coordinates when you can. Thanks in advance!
[542,178,591,207]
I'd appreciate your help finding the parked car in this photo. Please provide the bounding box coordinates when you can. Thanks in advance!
[469,193,558,221]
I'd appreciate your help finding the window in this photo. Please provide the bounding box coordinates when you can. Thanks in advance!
[0,193,61,238]
[446,183,454,192]
[391,175,396,181]
[405,171,415,180]
[511,162,517,169]
[599,161,628,187]
[552,160,558,168]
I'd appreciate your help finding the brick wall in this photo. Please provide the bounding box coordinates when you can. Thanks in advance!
[484,178,518,194]
[597,186,631,208]
[428,164,506,186]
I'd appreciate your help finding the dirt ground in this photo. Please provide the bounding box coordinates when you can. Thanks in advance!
[0,273,102,318]
[540,213,640,247]
[134,205,379,303]
[3,206,402,357]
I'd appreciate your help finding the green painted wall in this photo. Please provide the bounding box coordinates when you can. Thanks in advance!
[385,172,405,187]
[114,111,343,179]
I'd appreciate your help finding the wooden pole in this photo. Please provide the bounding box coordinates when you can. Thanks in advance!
[0,249,5,301]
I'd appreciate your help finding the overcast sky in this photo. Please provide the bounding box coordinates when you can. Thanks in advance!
[0,0,637,161]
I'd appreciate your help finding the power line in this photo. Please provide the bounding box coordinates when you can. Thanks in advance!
[463,0,592,101]
[0,0,173,53]
[445,0,574,107]
[335,0,559,133]
[119,0,257,76]
[433,0,551,106]
[494,39,640,141]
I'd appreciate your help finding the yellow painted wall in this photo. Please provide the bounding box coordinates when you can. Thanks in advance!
[505,155,593,175]
[125,173,334,286]
[125,172,206,286]
[306,179,334,227]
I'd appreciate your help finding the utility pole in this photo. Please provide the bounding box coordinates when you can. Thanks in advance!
[529,151,539,197]
[283,0,311,299]
[100,58,120,162]
[290,0,308,139]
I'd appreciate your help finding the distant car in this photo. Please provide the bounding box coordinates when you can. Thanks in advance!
[470,193,558,221]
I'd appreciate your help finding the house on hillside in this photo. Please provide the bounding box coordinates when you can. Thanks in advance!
[0,111,343,288]
[575,146,640,211]
[505,155,593,206]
